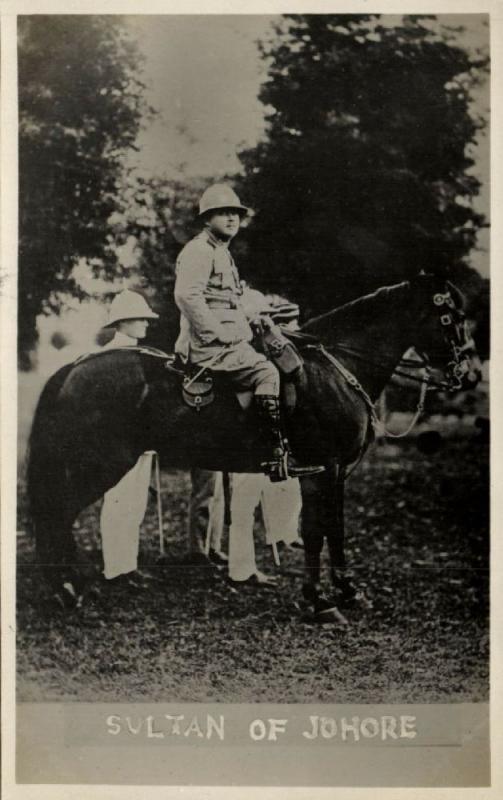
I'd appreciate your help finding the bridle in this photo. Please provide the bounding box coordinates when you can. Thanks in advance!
[310,285,478,449]
[318,286,477,394]
[430,289,477,393]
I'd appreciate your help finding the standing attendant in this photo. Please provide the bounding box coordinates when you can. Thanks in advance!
[99,290,159,585]
[209,295,304,585]
[174,183,323,482]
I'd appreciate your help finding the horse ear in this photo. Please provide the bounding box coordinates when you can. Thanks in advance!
[430,264,451,280]
[446,279,467,310]
[411,270,434,287]
[415,268,437,279]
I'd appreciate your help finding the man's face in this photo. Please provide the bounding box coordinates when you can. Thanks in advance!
[206,208,241,240]
[118,319,149,340]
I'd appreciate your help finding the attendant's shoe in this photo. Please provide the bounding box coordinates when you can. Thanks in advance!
[253,570,278,586]
[182,551,214,568]
[107,571,148,592]
[228,571,278,589]
[288,537,304,549]
[209,549,228,567]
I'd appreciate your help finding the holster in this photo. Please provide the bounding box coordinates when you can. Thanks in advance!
[261,323,303,376]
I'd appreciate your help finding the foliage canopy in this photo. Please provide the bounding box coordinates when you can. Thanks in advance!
[18,15,149,367]
[237,14,488,349]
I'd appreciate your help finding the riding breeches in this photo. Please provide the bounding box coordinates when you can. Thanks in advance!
[225,357,280,396]
[193,342,280,396]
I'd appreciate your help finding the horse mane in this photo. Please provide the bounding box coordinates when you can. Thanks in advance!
[302,281,410,336]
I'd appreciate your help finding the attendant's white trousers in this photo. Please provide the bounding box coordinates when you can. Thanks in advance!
[100,452,154,579]
[221,473,302,581]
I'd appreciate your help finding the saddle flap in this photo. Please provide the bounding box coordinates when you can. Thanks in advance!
[182,373,214,410]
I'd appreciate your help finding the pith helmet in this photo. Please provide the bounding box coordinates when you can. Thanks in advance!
[105,291,159,328]
[198,183,248,218]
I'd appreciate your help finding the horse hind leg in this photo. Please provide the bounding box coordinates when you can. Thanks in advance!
[31,440,140,608]
[33,506,83,608]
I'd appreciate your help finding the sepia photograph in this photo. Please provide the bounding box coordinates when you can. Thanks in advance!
[2,5,494,791]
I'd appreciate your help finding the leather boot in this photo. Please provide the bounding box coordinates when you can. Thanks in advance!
[255,395,325,482]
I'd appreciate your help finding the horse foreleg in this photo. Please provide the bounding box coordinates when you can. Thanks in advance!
[327,468,370,609]
[300,470,348,624]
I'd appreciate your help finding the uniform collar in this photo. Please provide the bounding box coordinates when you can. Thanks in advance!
[201,227,230,250]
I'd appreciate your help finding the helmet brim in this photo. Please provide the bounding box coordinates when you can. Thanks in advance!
[103,313,159,328]
[198,204,249,219]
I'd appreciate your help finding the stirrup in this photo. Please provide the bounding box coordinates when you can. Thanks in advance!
[284,437,325,477]
[262,451,325,482]
[261,449,289,483]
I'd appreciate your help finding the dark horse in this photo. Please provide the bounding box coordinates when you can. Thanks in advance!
[27,274,481,620]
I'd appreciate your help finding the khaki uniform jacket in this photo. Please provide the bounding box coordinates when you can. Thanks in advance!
[174,229,254,368]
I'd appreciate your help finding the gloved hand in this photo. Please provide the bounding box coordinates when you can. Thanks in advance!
[258,313,274,330]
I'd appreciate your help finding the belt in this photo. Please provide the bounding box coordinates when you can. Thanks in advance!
[206,299,237,309]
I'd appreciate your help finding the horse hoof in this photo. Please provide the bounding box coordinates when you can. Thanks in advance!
[52,592,66,610]
[332,575,362,608]
[335,591,357,608]
[355,591,373,610]
[335,588,373,610]
[314,605,348,626]
[53,581,79,610]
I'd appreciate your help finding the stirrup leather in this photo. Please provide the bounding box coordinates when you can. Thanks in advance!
[261,447,289,483]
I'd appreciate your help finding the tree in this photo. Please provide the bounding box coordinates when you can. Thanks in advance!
[106,173,206,350]
[18,15,150,367]
[238,15,489,335]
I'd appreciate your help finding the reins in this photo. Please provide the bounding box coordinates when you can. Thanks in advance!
[321,341,452,392]
[315,344,429,439]
[304,281,476,469]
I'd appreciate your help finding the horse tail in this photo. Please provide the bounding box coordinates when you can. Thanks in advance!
[26,364,74,531]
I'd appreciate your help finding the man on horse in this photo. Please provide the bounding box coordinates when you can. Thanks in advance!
[174,183,324,482]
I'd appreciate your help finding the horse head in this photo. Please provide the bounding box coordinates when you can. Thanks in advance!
[410,274,482,391]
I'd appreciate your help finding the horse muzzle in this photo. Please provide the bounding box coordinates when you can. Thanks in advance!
[448,356,482,391]
[463,365,482,389]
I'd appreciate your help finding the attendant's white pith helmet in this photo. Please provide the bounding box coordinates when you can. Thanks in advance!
[105,291,159,328]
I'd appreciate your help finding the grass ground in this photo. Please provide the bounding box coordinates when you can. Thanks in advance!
[16,431,489,704]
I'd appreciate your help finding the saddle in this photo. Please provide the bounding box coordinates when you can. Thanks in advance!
[181,327,316,412]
